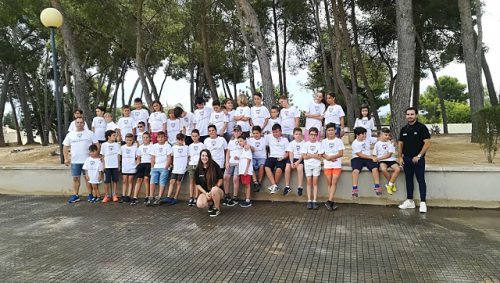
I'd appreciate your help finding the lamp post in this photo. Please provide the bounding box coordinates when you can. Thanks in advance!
[40,8,64,164]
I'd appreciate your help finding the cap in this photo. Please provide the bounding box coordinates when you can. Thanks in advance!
[233,125,242,131]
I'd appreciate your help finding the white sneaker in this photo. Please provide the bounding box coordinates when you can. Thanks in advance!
[398,199,416,209]
[267,185,274,192]
[270,185,278,194]
[419,202,427,213]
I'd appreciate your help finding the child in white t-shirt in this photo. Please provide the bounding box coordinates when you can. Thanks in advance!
[234,94,251,136]
[187,129,205,206]
[284,128,305,196]
[351,127,380,198]
[174,106,195,145]
[135,121,147,146]
[164,133,189,205]
[264,105,281,136]
[167,109,183,145]
[104,112,118,132]
[148,100,167,144]
[301,127,324,209]
[209,100,228,136]
[149,131,173,206]
[100,130,121,203]
[250,92,270,131]
[354,105,377,144]
[304,92,325,141]
[131,98,149,132]
[193,96,213,142]
[83,144,103,203]
[117,105,135,144]
[92,106,107,143]
[323,93,345,137]
[131,132,152,205]
[278,96,300,141]
[223,125,242,206]
[321,122,345,210]
[248,126,268,191]
[223,98,235,142]
[238,135,253,208]
[120,133,137,202]
[264,124,289,194]
[67,109,89,132]
[373,128,401,195]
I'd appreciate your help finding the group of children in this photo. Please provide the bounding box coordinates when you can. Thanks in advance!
[69,92,401,211]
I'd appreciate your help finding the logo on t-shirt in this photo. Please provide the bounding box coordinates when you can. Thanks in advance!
[211,141,216,147]
[310,145,316,152]
[77,133,82,138]
[256,109,261,115]
[108,145,114,151]
[124,120,129,124]
[255,142,260,148]
[296,145,301,152]
[329,142,334,149]
[171,123,176,128]
[215,114,220,120]
[284,110,289,116]
[126,149,131,154]
[314,106,320,112]
[90,161,95,166]
[159,147,163,153]
[177,148,183,154]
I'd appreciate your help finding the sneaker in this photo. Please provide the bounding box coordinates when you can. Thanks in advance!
[273,185,280,193]
[352,189,359,198]
[169,198,178,205]
[419,202,427,213]
[130,198,138,205]
[222,196,230,206]
[283,186,291,196]
[226,199,237,207]
[297,187,303,196]
[239,201,252,208]
[124,196,131,203]
[325,201,333,210]
[209,208,221,217]
[392,184,397,192]
[188,198,194,206]
[87,194,94,202]
[143,197,149,204]
[307,202,313,210]
[331,202,338,211]
[146,197,153,207]
[375,187,382,196]
[162,197,174,204]
[312,202,319,210]
[112,195,119,202]
[385,184,393,195]
[398,199,416,209]
[93,197,101,203]
[267,185,274,192]
[102,195,110,203]
[208,205,215,213]
[68,195,80,203]
[153,197,162,206]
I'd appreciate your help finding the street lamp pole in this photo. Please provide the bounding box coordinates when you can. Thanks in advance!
[40,8,64,164]
[49,28,64,164]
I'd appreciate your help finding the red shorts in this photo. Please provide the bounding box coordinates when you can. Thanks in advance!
[324,168,341,177]
[240,174,252,185]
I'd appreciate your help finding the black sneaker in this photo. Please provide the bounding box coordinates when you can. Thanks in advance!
[325,201,333,210]
[222,196,230,206]
[146,197,153,207]
[125,196,132,202]
[153,197,161,206]
[209,208,221,217]
[312,202,319,210]
[119,196,124,203]
[239,201,252,208]
[208,204,215,213]
[307,202,313,210]
[226,199,237,207]
[297,187,303,196]
[283,186,291,196]
[144,197,149,204]
[130,198,138,205]
[188,198,194,206]
[331,202,338,211]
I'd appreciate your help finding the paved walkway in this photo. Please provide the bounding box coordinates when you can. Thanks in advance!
[0,195,499,282]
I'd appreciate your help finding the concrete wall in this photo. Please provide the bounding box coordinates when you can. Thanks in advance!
[0,165,499,208]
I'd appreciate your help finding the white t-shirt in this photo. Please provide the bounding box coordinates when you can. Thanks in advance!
[238,148,253,175]
[235,106,251,132]
[62,129,97,164]
[321,138,345,169]
[287,140,305,160]
[67,120,89,132]
[248,137,267,159]
[373,141,396,162]
[305,102,325,130]
[203,136,227,168]
[121,144,137,174]
[181,112,195,136]
[136,130,146,145]
[172,144,189,174]
[352,139,372,159]
[280,107,300,135]
[354,117,376,143]
[106,121,118,131]
[250,105,270,129]
[148,112,167,133]
[264,117,281,134]
[92,117,107,141]
[323,105,345,125]
[83,157,103,184]
[194,107,213,136]
[166,118,182,144]
[227,139,242,165]
[132,108,150,130]
[100,142,120,169]
[188,142,206,166]
[209,111,228,135]
[225,110,236,135]
[151,143,173,169]
[137,143,153,164]
[267,135,289,158]
[117,117,135,140]
[301,141,324,168]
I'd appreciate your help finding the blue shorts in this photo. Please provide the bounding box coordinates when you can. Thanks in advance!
[224,165,239,177]
[252,158,266,170]
[150,168,170,186]
[351,158,378,171]
[71,163,85,177]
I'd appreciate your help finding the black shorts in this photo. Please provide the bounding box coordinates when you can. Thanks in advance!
[379,161,398,168]
[135,163,151,178]
[104,168,120,183]
[288,158,304,165]
[265,157,287,171]
[170,173,185,182]
[122,173,135,176]
[351,158,378,171]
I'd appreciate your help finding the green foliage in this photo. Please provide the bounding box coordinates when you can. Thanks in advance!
[475,106,500,163]
[3,112,16,129]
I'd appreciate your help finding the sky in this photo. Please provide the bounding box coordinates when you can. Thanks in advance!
[121,0,500,115]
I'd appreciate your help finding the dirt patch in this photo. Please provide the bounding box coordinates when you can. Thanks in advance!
[0,134,497,167]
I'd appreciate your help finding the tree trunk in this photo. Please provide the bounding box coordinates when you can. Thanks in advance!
[51,0,92,127]
[0,66,13,146]
[351,0,381,127]
[413,37,421,109]
[201,0,218,101]
[235,0,274,109]
[8,92,23,145]
[272,0,283,95]
[135,0,152,107]
[324,0,339,94]
[16,70,36,144]
[62,56,71,131]
[282,23,288,95]
[128,77,140,106]
[458,0,484,143]
[415,31,448,134]
[392,0,415,140]
[482,53,498,106]
[235,4,257,95]
[189,64,195,111]
[311,0,333,92]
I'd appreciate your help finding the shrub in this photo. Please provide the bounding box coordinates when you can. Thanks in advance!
[475,106,500,163]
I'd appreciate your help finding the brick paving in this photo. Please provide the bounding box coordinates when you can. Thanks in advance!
[0,195,499,282]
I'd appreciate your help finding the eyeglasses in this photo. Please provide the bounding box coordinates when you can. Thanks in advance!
[138,126,144,128]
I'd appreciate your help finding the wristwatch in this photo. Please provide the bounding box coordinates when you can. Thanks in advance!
[417,154,422,158]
